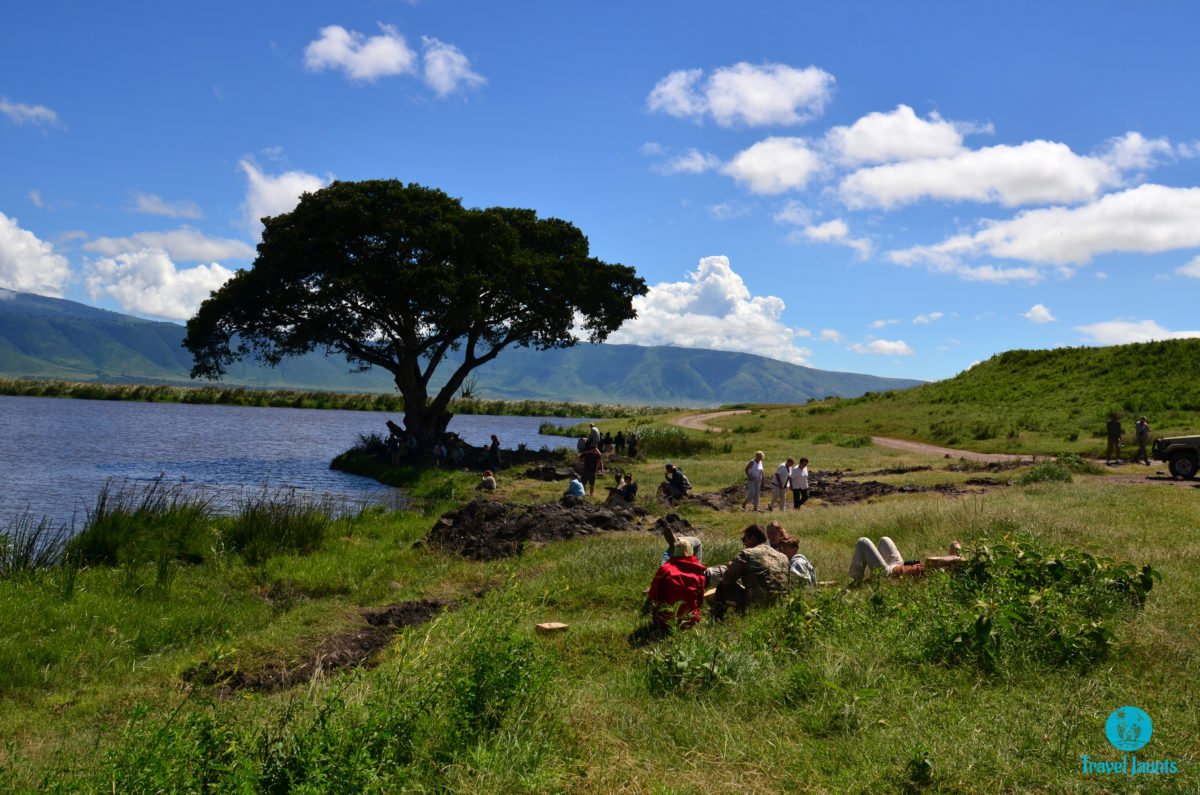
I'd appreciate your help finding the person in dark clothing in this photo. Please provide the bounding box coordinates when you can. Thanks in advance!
[578,442,603,495]
[627,433,639,459]
[614,431,626,455]
[661,463,688,499]
[1105,414,1123,465]
[487,434,501,470]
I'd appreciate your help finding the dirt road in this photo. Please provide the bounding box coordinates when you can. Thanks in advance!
[670,409,751,431]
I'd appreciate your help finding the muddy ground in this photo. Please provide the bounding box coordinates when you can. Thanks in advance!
[426,496,646,560]
[686,467,1005,510]
[183,598,449,695]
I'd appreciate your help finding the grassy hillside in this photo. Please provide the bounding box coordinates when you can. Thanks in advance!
[766,340,1200,455]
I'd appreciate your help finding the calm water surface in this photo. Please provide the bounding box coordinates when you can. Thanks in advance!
[0,395,583,527]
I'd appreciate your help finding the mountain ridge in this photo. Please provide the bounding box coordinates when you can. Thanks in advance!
[0,291,923,406]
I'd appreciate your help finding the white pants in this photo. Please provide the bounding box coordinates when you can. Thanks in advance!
[848,536,904,583]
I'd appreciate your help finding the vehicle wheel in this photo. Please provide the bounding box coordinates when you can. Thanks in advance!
[1168,453,1198,479]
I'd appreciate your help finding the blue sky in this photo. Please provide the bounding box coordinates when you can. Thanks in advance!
[4,2,1200,382]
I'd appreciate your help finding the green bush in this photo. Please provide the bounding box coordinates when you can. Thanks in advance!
[643,630,758,696]
[1016,463,1073,484]
[0,512,70,578]
[634,427,730,457]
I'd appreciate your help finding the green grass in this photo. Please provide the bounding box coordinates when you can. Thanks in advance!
[2,409,1199,791]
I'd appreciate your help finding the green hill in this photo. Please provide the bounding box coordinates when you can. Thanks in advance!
[793,340,1200,453]
[0,291,921,405]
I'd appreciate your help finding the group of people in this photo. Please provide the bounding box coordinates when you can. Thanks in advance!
[645,520,962,631]
[575,423,639,458]
[645,519,814,630]
[742,451,811,512]
[1106,413,1153,466]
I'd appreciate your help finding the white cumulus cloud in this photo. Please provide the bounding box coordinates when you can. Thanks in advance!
[825,104,972,165]
[849,339,914,356]
[647,62,834,127]
[890,184,1200,276]
[84,248,235,321]
[1175,255,1200,278]
[240,160,329,232]
[421,36,485,97]
[723,137,822,194]
[656,148,722,175]
[85,227,254,262]
[304,23,417,82]
[1097,131,1174,172]
[787,218,872,258]
[819,329,843,343]
[913,311,944,324]
[0,212,71,296]
[869,319,898,329]
[1075,319,1200,345]
[1024,304,1056,324]
[130,192,203,220]
[0,97,62,127]
[607,255,812,364]
[840,139,1119,209]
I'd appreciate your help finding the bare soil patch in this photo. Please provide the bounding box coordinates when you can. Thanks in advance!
[183,598,449,695]
[690,468,1002,509]
[425,496,646,560]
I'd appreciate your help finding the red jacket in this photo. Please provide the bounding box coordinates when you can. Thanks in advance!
[647,555,707,629]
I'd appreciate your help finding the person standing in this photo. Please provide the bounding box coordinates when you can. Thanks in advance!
[1134,416,1152,465]
[587,423,602,450]
[743,450,765,511]
[769,457,794,511]
[790,457,810,509]
[1105,414,1123,465]
[488,434,502,470]
[578,442,604,496]
[614,430,626,456]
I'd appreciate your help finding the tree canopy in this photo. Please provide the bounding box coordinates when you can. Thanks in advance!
[184,180,647,450]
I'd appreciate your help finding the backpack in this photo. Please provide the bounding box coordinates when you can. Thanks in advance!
[680,473,693,491]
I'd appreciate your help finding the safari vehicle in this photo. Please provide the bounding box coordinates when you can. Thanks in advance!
[1151,435,1200,479]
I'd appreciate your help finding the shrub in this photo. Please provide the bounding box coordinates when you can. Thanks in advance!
[811,432,873,448]
[634,427,723,457]
[643,631,758,696]
[923,535,1158,672]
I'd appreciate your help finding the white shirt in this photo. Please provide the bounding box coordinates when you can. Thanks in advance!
[745,459,764,481]
[774,463,791,487]
[791,465,809,489]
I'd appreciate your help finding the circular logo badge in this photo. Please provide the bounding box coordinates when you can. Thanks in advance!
[1105,706,1152,752]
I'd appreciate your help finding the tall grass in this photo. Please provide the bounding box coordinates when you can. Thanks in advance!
[67,480,215,567]
[223,490,334,565]
[0,512,70,578]
[0,378,663,418]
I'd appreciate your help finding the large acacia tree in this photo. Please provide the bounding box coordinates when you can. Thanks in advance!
[185,180,647,449]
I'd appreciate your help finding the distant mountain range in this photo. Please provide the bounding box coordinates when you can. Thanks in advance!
[0,291,923,406]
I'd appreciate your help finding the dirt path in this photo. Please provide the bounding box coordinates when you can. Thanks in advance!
[671,409,751,431]
[869,436,1036,463]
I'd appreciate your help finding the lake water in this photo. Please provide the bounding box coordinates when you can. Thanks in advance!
[0,395,585,528]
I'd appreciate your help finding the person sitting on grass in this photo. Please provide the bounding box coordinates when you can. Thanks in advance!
[659,518,703,564]
[476,469,497,492]
[848,537,963,584]
[776,536,817,587]
[708,524,791,618]
[645,537,707,631]
[619,473,638,502]
[564,475,585,498]
[660,463,690,500]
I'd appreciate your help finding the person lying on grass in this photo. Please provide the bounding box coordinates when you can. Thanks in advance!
[645,537,707,631]
[848,537,963,584]
[707,524,791,619]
